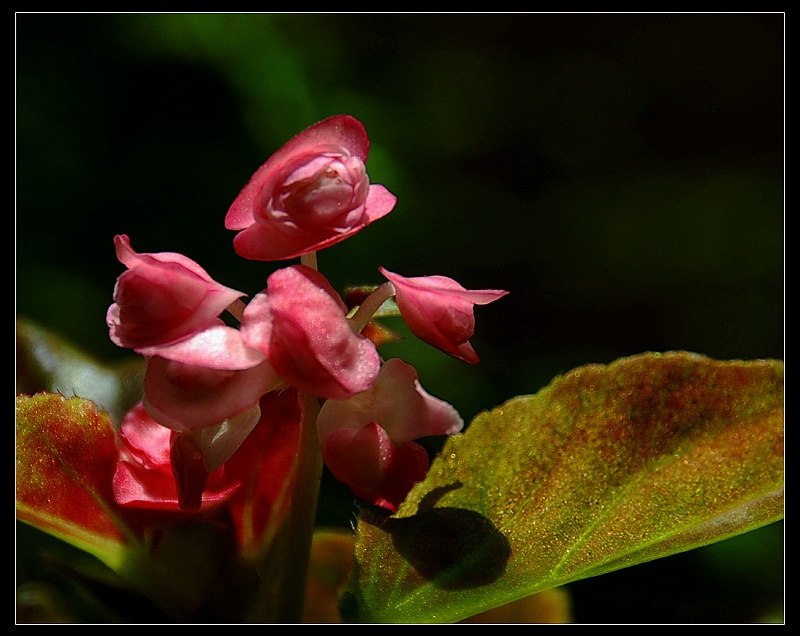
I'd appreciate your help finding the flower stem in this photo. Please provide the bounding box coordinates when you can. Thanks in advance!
[244,391,323,623]
[272,390,323,623]
[251,250,322,622]
[349,282,396,333]
[247,251,325,622]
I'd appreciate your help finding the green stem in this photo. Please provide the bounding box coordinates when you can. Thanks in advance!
[248,250,325,622]
[247,390,323,623]
[349,282,396,333]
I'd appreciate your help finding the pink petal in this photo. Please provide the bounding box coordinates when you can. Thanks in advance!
[376,440,431,512]
[322,423,430,513]
[137,322,269,370]
[230,184,396,261]
[118,402,172,468]
[112,402,239,517]
[112,458,236,514]
[381,269,509,305]
[114,234,229,282]
[323,423,393,496]
[142,356,275,431]
[317,358,464,444]
[241,265,380,399]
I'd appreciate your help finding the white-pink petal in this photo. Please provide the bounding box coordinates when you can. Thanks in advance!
[137,322,268,370]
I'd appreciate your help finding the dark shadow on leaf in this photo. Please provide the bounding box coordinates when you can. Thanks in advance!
[382,483,511,590]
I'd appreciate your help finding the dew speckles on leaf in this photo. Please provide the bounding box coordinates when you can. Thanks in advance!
[351,353,783,623]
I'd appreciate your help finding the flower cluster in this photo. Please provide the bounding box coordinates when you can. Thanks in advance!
[107,115,507,517]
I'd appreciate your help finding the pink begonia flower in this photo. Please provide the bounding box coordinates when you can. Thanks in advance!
[379,267,509,364]
[114,391,302,515]
[241,265,380,400]
[317,358,464,512]
[113,402,240,517]
[225,115,397,261]
[107,234,244,352]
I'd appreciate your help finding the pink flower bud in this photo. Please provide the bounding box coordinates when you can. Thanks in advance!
[225,115,397,261]
[107,235,244,351]
[322,423,430,513]
[241,265,380,400]
[379,267,509,364]
[317,358,464,512]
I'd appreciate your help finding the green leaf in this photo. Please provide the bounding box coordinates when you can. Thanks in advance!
[344,351,784,623]
[16,318,144,424]
[302,528,572,624]
[15,393,139,571]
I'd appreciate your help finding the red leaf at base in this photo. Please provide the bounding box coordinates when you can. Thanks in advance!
[16,393,136,569]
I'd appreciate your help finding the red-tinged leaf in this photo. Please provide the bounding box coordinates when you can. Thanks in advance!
[15,392,290,622]
[225,388,303,557]
[16,393,138,570]
[344,352,784,623]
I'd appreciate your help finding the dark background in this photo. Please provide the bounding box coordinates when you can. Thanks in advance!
[16,13,783,623]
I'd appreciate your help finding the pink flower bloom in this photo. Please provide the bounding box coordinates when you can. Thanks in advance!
[114,392,301,516]
[379,267,509,364]
[317,358,464,512]
[241,265,380,400]
[112,402,240,517]
[225,115,397,261]
[107,235,244,352]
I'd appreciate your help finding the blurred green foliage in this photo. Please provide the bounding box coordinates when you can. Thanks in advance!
[16,13,783,623]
